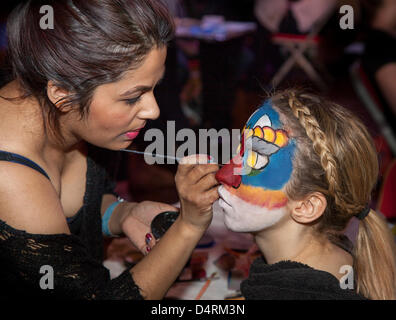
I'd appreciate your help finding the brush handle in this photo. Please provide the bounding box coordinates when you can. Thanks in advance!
[120,149,223,166]
[120,149,182,162]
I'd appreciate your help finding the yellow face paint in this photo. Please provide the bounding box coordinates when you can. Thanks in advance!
[263,126,276,143]
[274,130,289,148]
[253,126,263,139]
[247,150,258,168]
[245,128,254,139]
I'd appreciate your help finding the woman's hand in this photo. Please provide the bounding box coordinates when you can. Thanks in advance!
[129,155,220,299]
[121,201,178,254]
[175,155,220,233]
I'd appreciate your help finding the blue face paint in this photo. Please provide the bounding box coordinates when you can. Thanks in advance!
[245,100,283,129]
[240,100,296,191]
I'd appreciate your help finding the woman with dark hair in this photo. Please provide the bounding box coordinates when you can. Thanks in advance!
[0,0,219,299]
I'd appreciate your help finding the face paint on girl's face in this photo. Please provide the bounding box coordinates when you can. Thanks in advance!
[215,100,296,232]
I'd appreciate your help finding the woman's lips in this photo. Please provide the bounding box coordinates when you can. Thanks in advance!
[125,126,145,140]
[125,130,141,140]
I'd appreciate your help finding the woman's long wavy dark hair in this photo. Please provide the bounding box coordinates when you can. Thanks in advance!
[2,0,174,142]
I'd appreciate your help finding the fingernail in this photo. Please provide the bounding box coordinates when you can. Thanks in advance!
[207,155,215,164]
[145,233,152,244]
[146,246,151,252]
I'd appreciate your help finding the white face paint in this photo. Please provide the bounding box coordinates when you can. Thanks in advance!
[215,101,296,234]
[216,185,288,232]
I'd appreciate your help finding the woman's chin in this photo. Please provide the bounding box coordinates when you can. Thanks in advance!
[109,139,135,151]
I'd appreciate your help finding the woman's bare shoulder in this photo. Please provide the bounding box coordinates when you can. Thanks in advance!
[0,160,70,235]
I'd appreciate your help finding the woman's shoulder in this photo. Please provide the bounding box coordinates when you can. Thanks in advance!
[0,152,70,236]
[241,258,367,300]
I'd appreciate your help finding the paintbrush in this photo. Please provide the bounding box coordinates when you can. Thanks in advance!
[120,149,182,163]
[120,149,224,166]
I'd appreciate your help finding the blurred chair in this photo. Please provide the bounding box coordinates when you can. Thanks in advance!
[269,1,336,90]
[350,61,396,156]
[270,32,325,90]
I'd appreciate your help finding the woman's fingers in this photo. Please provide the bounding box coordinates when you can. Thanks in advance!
[203,186,221,204]
[175,158,219,189]
[195,170,220,192]
[144,232,157,255]
[122,216,155,255]
[189,163,220,185]
[176,155,216,184]
[175,154,221,231]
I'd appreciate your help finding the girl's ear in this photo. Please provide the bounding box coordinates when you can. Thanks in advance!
[289,192,327,224]
[47,80,71,112]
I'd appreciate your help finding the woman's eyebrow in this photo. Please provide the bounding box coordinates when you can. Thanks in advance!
[120,86,151,97]
[120,70,166,98]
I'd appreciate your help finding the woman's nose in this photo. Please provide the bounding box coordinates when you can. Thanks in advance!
[140,95,160,120]
[215,155,242,188]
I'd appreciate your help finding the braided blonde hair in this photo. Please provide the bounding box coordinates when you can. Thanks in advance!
[287,91,364,215]
[270,89,396,299]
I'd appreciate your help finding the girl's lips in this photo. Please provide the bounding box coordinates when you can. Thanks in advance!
[218,186,232,207]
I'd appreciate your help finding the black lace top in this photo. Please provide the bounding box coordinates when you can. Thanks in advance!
[0,144,143,300]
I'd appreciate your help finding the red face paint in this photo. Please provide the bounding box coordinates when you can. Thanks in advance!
[215,155,242,188]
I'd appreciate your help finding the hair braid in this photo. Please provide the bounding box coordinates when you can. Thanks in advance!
[287,91,355,214]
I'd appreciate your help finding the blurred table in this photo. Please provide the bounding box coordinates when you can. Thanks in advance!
[175,17,257,131]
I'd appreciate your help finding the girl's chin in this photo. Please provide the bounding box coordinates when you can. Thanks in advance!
[223,217,239,232]
[223,214,249,232]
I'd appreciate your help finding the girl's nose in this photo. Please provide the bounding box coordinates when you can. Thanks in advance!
[215,155,242,188]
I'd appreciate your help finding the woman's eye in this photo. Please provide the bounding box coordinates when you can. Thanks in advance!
[125,96,141,105]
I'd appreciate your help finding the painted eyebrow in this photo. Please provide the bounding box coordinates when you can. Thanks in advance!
[120,71,166,98]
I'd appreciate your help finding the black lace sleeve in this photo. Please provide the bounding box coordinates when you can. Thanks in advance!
[0,220,143,300]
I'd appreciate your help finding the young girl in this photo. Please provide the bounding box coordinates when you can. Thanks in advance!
[215,89,396,299]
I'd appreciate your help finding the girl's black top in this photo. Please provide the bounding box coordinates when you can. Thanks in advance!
[0,144,142,300]
[241,257,367,300]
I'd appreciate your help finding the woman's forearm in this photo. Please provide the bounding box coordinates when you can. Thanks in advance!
[130,216,205,300]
